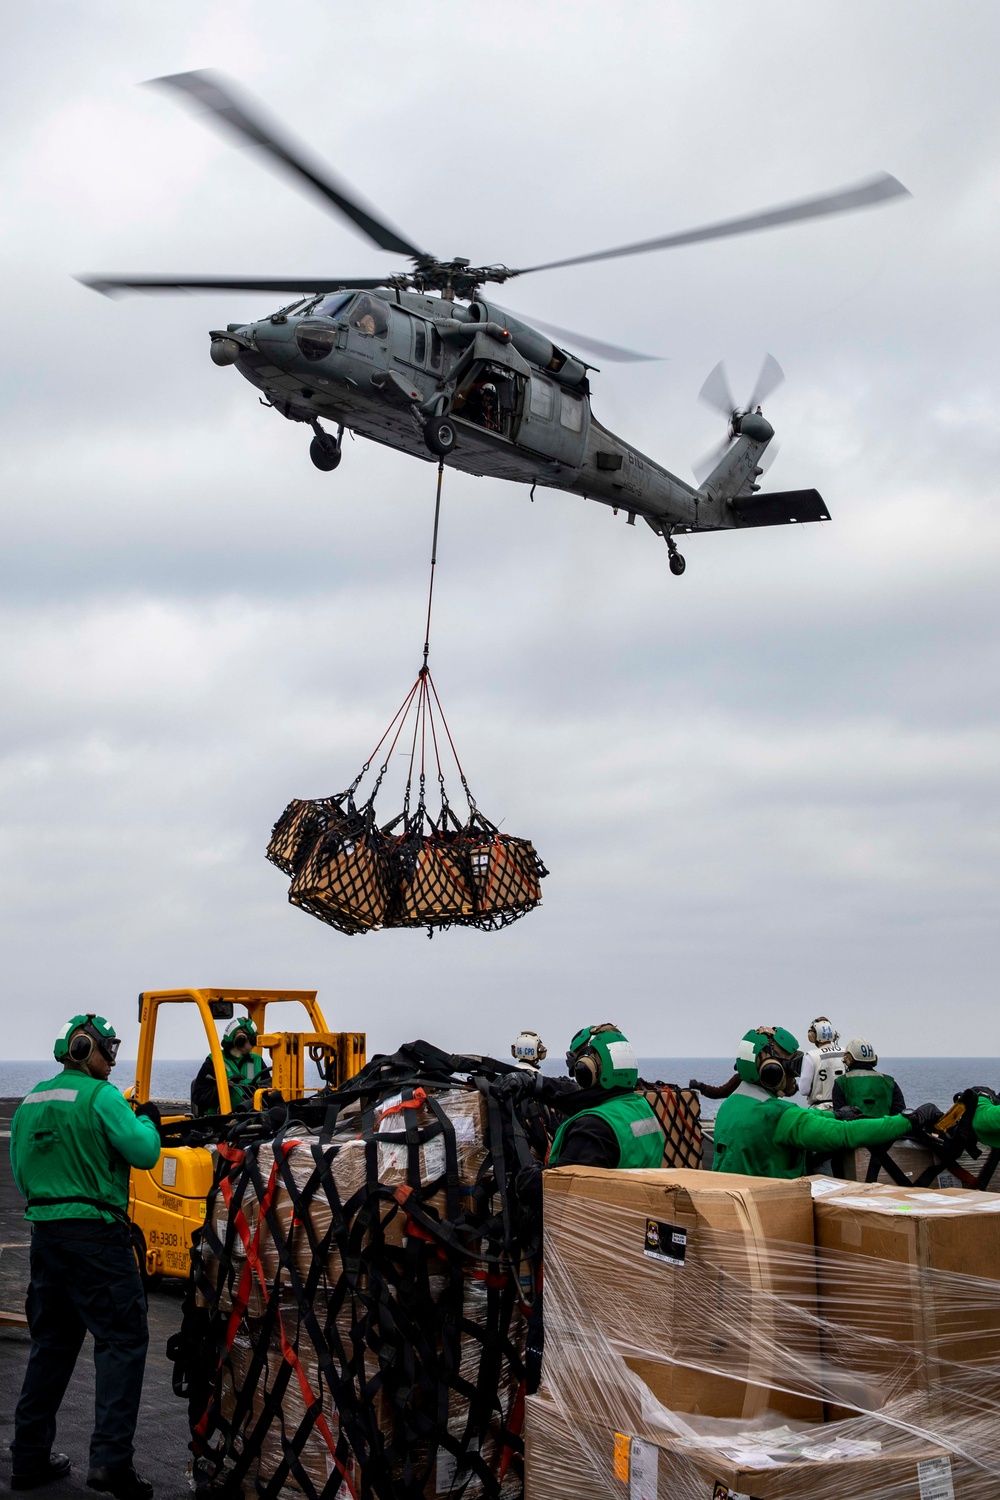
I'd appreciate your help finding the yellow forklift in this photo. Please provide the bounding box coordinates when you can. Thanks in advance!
[128,986,365,1279]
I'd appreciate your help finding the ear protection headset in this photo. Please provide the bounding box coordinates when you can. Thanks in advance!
[565,1023,639,1091]
[755,1027,803,1095]
[737,1025,802,1095]
[54,1013,121,1066]
[222,1016,258,1053]
[571,1048,601,1088]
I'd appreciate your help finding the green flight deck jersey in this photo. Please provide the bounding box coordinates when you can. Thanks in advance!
[713,1082,911,1179]
[973,1097,1000,1149]
[836,1068,897,1118]
[10,1068,161,1224]
[549,1091,663,1169]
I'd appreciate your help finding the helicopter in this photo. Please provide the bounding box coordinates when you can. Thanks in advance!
[82,71,909,576]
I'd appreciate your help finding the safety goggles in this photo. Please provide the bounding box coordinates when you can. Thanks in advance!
[96,1034,121,1064]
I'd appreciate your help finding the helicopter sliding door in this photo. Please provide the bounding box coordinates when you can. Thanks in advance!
[516,375,589,467]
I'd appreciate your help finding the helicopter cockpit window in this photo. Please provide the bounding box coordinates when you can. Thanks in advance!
[314,292,352,320]
[560,392,584,432]
[295,322,339,361]
[529,377,554,420]
[349,294,389,338]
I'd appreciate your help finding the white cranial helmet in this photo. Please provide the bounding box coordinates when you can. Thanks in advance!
[846,1038,877,1066]
[511,1031,547,1068]
[812,1018,837,1045]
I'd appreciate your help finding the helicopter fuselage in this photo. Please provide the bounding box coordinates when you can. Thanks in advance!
[211,288,819,545]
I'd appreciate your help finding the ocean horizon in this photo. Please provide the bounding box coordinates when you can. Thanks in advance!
[3,1056,997,1121]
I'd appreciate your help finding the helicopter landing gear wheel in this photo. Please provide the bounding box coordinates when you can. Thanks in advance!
[664,529,686,576]
[423,415,457,457]
[310,432,342,471]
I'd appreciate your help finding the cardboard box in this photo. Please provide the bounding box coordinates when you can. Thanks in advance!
[812,1183,1000,1422]
[524,1391,977,1500]
[542,1167,822,1424]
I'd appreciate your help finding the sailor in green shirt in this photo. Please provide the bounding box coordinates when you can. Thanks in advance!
[9,1014,161,1499]
[713,1025,939,1179]
[831,1038,905,1119]
[963,1087,1000,1149]
[190,1015,271,1115]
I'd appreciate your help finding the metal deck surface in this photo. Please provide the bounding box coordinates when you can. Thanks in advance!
[0,1099,192,1497]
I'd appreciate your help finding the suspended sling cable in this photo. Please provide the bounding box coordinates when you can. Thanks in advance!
[265,462,548,936]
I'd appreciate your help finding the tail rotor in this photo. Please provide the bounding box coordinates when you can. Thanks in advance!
[693,354,784,485]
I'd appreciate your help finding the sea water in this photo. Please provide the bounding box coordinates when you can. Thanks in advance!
[2,1057,998,1116]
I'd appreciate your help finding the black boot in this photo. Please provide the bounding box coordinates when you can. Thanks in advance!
[12,1453,72,1490]
[86,1466,154,1499]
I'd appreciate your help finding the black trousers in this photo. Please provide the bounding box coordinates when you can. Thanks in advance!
[11,1221,149,1472]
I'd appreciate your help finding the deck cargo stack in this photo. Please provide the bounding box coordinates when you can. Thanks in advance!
[181,1061,538,1500]
[528,1167,1000,1500]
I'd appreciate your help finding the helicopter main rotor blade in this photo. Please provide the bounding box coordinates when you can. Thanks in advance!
[492,303,662,363]
[698,361,737,417]
[149,70,426,260]
[510,172,910,277]
[746,353,784,412]
[79,274,391,297]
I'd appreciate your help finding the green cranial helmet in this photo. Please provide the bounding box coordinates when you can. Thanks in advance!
[566,1023,638,1090]
[222,1016,258,1053]
[53,1013,119,1064]
[735,1026,801,1086]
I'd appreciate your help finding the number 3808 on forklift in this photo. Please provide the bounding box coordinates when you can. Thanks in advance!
[82,72,911,576]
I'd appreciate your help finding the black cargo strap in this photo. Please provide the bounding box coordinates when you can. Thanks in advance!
[28,1194,129,1225]
[178,1069,542,1500]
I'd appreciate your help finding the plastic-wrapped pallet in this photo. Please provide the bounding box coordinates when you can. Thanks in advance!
[528,1165,1000,1499]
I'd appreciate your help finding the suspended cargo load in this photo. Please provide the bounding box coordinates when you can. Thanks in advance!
[267,466,547,937]
[267,670,547,937]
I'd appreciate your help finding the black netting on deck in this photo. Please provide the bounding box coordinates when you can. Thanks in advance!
[639,1084,703,1170]
[172,1050,542,1500]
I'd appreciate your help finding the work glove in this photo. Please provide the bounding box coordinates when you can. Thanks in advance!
[497,1069,544,1102]
[958,1086,999,1105]
[834,1105,864,1121]
[688,1080,708,1092]
[902,1102,941,1134]
[134,1099,162,1128]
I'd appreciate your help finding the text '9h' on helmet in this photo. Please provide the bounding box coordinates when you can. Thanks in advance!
[512,1031,547,1068]
[566,1023,638,1091]
[53,1013,121,1067]
[736,1026,802,1096]
[222,1016,258,1052]
[845,1038,877,1067]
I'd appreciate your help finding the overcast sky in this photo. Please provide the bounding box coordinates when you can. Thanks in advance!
[1,2,998,1063]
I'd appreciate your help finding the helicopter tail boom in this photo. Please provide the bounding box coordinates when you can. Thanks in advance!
[696,420,773,505]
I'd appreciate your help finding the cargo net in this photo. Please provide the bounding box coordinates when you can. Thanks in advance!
[170,1043,547,1500]
[637,1083,703,1170]
[266,672,547,937]
[266,467,547,938]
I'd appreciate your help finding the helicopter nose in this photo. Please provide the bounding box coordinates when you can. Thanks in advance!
[210,336,241,366]
[250,318,298,366]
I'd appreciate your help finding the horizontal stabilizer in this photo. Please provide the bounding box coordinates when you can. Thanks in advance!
[730,489,830,527]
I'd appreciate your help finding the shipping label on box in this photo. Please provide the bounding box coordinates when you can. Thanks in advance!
[917,1456,954,1500]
